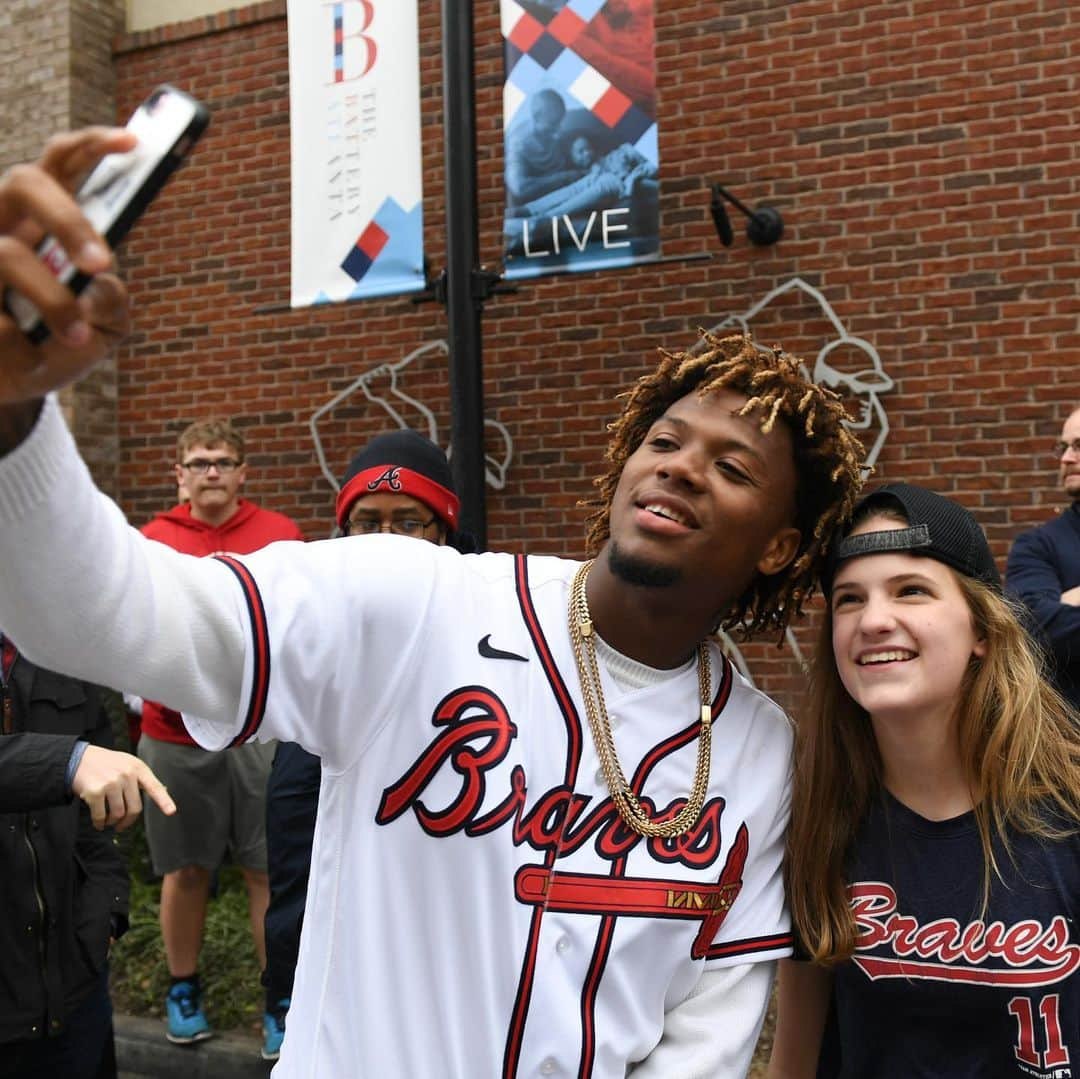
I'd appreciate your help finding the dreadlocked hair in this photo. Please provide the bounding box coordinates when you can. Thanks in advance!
[582,331,865,640]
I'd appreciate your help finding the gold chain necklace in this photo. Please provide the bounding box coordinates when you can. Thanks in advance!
[568,560,713,838]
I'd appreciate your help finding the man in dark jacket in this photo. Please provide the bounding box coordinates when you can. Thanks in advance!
[0,645,138,1078]
[1006,406,1080,716]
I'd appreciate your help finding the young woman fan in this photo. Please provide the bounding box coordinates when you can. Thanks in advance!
[769,483,1080,1078]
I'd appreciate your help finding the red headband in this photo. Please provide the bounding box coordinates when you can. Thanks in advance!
[335,465,460,531]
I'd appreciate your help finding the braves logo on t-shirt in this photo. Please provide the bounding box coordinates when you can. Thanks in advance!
[851,881,1080,987]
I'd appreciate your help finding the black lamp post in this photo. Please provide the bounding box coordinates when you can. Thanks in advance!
[440,0,488,550]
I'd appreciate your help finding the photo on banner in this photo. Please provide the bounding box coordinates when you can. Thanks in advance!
[287,0,425,307]
[501,0,659,279]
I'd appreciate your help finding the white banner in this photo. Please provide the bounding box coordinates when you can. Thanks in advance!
[287,0,425,307]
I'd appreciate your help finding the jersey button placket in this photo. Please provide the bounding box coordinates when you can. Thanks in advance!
[539,1057,560,1076]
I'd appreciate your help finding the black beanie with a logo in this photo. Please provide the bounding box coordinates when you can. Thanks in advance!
[335,430,460,533]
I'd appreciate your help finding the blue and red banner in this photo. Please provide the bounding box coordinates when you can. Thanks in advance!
[287,1,425,306]
[500,0,659,278]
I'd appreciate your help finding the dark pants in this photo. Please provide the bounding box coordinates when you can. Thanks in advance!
[0,970,116,1079]
[263,741,321,1006]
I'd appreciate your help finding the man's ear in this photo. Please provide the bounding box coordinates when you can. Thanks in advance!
[756,526,801,577]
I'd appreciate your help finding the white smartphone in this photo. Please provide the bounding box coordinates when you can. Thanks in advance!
[5,84,210,343]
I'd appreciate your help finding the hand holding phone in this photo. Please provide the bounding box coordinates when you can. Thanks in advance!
[0,132,126,418]
[4,85,209,343]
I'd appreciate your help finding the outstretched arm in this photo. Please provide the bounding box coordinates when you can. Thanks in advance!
[0,128,136,419]
[0,128,133,525]
[0,129,247,727]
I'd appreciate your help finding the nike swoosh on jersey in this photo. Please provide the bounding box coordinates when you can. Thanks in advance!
[477,634,528,662]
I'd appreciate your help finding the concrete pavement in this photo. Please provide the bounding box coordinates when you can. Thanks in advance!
[115,1013,273,1079]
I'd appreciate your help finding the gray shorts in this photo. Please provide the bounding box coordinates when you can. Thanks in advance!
[138,734,276,876]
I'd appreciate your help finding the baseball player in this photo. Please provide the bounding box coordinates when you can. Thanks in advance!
[0,129,865,1077]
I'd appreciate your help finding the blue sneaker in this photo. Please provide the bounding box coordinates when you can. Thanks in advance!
[262,998,289,1061]
[165,980,213,1044]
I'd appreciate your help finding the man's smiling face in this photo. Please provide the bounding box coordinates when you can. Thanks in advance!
[605,387,801,615]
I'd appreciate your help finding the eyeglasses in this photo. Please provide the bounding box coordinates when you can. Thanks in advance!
[346,515,438,538]
[181,457,242,474]
[1052,439,1080,458]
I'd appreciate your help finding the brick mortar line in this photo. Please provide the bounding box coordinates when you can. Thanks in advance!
[113,0,286,56]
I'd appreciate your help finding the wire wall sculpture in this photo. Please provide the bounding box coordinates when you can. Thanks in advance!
[309,339,514,505]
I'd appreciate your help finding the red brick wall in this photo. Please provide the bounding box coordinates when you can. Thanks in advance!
[112,0,1080,713]
[5,0,125,496]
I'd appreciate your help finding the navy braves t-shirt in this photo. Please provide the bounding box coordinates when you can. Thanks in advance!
[828,792,1080,1078]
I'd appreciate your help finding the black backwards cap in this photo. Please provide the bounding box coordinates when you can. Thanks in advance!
[335,429,459,532]
[823,482,1002,595]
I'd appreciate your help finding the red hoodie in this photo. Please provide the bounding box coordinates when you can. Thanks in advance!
[138,500,304,744]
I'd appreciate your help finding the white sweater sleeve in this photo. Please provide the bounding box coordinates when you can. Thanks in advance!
[629,961,775,1079]
[0,396,246,725]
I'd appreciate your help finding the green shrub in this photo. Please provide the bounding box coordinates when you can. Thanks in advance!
[108,817,265,1035]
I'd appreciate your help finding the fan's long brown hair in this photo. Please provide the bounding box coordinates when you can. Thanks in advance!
[583,331,865,638]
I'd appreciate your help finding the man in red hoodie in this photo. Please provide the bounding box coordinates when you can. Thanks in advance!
[137,418,304,1047]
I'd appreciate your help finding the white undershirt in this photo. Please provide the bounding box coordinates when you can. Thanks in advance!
[593,633,694,693]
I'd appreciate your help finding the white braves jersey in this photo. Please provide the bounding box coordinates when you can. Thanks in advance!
[183,537,794,1078]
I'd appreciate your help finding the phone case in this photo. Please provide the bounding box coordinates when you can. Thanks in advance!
[6,84,210,342]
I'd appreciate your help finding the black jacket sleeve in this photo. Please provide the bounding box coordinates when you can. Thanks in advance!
[0,730,79,812]
[1006,524,1080,668]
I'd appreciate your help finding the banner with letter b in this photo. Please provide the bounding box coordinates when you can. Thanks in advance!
[287,0,425,307]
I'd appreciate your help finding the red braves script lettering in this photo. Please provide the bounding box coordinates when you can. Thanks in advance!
[376,686,726,870]
[850,883,1080,987]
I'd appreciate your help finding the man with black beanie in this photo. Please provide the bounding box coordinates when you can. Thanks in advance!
[260,429,461,1060]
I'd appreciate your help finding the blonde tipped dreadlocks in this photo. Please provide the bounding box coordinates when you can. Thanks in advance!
[583,331,865,640]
